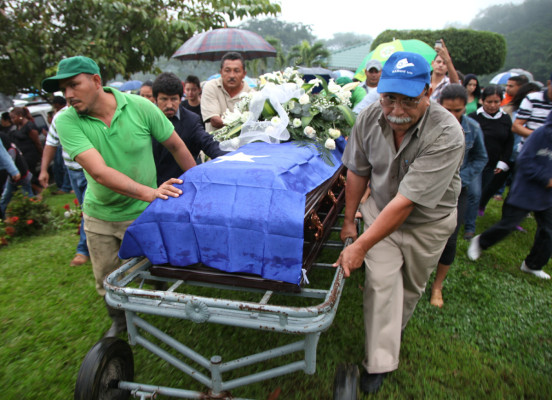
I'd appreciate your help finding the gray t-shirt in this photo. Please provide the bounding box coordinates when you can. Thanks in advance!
[342,100,464,225]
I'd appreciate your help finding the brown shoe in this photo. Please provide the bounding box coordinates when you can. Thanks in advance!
[70,253,89,266]
[430,288,444,308]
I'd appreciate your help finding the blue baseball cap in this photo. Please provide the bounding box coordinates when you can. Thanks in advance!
[377,51,431,97]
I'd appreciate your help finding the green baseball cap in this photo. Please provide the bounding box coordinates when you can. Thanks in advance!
[42,56,101,92]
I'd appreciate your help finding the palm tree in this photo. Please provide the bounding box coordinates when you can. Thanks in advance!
[288,40,330,67]
[266,36,289,70]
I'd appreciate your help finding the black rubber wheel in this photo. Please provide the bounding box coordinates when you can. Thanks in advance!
[333,363,359,400]
[74,337,134,400]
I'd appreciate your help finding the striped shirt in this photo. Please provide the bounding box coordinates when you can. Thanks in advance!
[517,89,552,131]
[45,106,83,171]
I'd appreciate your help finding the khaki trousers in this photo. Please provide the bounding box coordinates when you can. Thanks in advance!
[360,196,456,373]
[83,214,134,297]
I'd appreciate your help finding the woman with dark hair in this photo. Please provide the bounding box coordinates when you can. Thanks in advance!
[463,74,481,115]
[9,106,43,194]
[503,82,541,119]
[467,85,513,231]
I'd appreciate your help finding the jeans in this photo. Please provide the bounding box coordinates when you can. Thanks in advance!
[464,173,482,234]
[480,202,552,270]
[67,168,89,257]
[439,187,468,265]
[54,147,72,192]
[0,172,34,215]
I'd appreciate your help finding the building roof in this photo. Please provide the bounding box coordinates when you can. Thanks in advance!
[327,42,373,71]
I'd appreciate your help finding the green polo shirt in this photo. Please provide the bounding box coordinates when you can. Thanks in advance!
[57,88,174,221]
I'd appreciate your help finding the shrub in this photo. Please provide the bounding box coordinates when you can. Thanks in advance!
[1,193,52,243]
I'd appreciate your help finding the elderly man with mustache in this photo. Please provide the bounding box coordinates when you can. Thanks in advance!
[334,52,465,394]
[200,51,253,133]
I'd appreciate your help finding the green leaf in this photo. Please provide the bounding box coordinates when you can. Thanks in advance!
[261,99,277,119]
[337,104,357,127]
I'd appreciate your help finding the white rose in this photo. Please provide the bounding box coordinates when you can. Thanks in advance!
[325,138,336,150]
[299,94,310,105]
[271,116,281,125]
[293,118,302,128]
[308,78,321,87]
[240,111,251,123]
[328,81,341,93]
[64,211,72,218]
[222,109,241,125]
[295,77,305,87]
[229,138,241,149]
[304,126,316,138]
[329,128,341,139]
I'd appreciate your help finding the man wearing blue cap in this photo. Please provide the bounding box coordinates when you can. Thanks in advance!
[42,56,197,338]
[334,51,465,393]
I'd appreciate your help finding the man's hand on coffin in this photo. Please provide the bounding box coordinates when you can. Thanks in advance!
[152,178,184,201]
[333,242,366,278]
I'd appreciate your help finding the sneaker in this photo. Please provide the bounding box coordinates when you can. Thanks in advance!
[467,235,482,260]
[520,261,551,279]
[360,369,387,394]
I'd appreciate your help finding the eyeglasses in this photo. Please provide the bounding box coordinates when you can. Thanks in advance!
[380,91,427,110]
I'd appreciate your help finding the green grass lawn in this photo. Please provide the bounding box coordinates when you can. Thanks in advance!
[1,193,551,399]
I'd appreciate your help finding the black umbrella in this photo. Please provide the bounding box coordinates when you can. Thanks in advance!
[172,28,276,61]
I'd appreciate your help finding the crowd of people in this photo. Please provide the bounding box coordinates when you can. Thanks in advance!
[0,44,551,396]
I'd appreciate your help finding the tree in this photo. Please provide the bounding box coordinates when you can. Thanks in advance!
[322,32,372,52]
[0,0,281,95]
[469,0,552,83]
[239,18,315,52]
[288,41,330,68]
[372,28,506,76]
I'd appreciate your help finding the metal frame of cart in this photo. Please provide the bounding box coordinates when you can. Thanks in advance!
[75,224,355,400]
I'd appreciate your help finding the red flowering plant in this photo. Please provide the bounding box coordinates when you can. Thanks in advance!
[1,193,52,244]
[63,197,82,231]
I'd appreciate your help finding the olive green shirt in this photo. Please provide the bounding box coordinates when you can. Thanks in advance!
[342,101,465,225]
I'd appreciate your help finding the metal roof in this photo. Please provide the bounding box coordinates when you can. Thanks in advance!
[327,42,373,71]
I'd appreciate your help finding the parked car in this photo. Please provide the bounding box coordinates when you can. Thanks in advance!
[26,101,53,134]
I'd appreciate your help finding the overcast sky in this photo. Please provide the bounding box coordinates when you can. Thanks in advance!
[274,0,524,39]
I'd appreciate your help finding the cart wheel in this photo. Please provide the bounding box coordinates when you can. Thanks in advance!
[333,363,359,400]
[74,337,134,400]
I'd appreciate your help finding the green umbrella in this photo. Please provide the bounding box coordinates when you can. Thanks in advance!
[354,39,437,82]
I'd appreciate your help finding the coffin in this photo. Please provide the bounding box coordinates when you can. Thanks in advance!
[119,139,347,292]
[148,164,346,292]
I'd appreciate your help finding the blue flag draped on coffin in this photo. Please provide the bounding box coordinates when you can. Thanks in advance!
[119,138,345,286]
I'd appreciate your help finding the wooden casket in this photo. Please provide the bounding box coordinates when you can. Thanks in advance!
[119,140,347,293]
[149,164,346,293]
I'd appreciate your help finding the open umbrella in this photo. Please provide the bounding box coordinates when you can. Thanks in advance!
[489,71,519,85]
[172,28,276,61]
[108,81,124,89]
[331,69,355,80]
[119,80,143,91]
[354,39,437,82]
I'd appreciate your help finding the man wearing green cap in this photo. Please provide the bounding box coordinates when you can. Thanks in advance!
[42,56,196,338]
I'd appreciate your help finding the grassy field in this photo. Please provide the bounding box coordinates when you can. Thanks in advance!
[1,192,551,399]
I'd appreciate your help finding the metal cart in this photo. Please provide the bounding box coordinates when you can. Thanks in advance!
[74,219,358,400]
